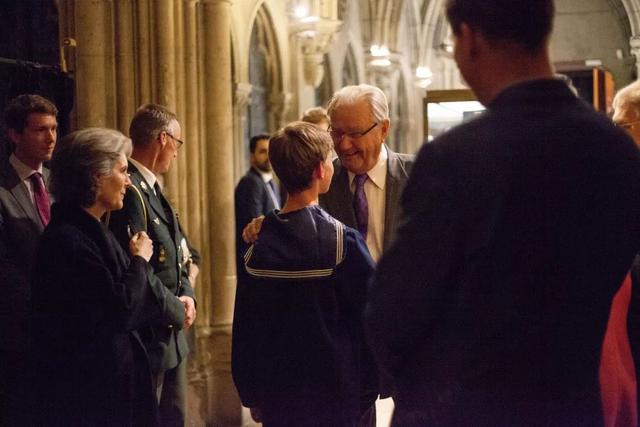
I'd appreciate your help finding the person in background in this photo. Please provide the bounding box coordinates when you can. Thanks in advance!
[0,94,57,425]
[301,106,330,130]
[234,133,279,262]
[31,128,185,426]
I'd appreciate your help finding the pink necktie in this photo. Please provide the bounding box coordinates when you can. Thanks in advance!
[30,172,50,226]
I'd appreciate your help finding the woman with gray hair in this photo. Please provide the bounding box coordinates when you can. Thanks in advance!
[31,128,185,426]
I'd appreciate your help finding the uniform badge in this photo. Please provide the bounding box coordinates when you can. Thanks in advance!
[159,246,167,263]
[153,217,160,224]
[140,181,148,191]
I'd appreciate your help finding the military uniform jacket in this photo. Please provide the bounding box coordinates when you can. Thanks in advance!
[109,162,195,373]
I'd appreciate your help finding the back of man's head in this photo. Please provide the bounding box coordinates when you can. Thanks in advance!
[269,121,333,195]
[4,94,58,133]
[129,103,177,147]
[446,0,554,53]
[613,80,640,114]
[249,134,270,154]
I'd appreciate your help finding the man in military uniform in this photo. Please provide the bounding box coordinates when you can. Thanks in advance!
[109,103,196,427]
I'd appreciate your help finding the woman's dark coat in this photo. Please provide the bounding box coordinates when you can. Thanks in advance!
[31,204,184,426]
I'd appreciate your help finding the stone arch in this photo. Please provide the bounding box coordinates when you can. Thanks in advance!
[248,5,284,133]
[342,44,359,87]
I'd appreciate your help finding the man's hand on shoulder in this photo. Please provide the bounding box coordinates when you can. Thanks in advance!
[242,216,265,244]
[178,295,196,328]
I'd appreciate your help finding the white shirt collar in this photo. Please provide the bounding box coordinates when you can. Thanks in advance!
[128,157,157,189]
[253,167,274,183]
[9,153,43,181]
[348,144,388,190]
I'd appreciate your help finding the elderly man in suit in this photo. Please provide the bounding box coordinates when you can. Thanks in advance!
[365,1,640,425]
[109,104,196,427]
[0,94,58,425]
[321,84,414,262]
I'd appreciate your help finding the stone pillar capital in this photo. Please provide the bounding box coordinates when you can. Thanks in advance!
[291,18,342,87]
[234,82,252,110]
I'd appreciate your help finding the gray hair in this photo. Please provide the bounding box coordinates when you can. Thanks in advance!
[613,80,640,118]
[51,128,132,208]
[128,103,177,147]
[326,84,389,123]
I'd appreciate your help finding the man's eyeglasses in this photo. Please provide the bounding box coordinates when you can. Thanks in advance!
[614,119,640,130]
[164,131,184,149]
[328,123,378,141]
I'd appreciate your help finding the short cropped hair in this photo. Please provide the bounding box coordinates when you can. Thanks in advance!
[129,103,177,147]
[446,0,554,53]
[249,134,271,154]
[269,122,333,195]
[4,94,58,133]
[327,84,389,123]
[301,107,330,126]
[613,80,640,119]
[51,128,132,208]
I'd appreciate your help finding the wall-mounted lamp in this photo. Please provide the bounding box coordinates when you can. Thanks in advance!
[294,5,309,19]
[369,44,391,68]
[370,44,391,57]
[415,66,433,88]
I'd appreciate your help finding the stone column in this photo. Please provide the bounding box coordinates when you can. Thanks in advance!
[630,36,640,80]
[153,0,180,202]
[233,82,252,184]
[201,1,242,425]
[181,3,209,426]
[74,0,110,127]
[114,0,136,133]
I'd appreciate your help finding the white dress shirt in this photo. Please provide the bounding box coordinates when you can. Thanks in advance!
[348,145,388,261]
[255,168,280,209]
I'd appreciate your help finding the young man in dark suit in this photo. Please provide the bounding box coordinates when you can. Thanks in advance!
[366,1,640,426]
[109,104,196,427]
[0,94,57,426]
[234,134,279,258]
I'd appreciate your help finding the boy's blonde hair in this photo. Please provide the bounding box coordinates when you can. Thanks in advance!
[269,121,333,194]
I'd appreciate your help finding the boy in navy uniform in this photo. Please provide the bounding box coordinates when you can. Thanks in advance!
[232,122,377,426]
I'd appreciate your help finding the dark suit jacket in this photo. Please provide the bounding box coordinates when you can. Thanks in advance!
[0,157,50,423]
[366,79,640,426]
[109,163,194,373]
[235,167,279,256]
[319,146,414,252]
[31,204,184,426]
